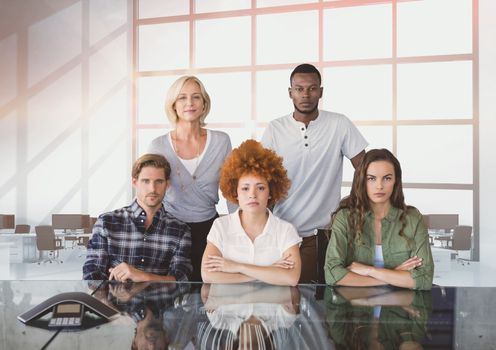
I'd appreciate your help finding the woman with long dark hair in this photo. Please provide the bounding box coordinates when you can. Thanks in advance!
[324,149,433,289]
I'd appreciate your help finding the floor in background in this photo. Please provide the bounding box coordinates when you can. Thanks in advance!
[2,247,496,287]
[434,260,496,287]
[4,248,86,280]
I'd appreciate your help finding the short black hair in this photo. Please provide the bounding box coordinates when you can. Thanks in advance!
[290,63,321,86]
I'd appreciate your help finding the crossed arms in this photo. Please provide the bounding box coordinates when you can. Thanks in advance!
[201,242,301,286]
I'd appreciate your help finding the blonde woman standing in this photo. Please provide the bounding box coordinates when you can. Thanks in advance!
[148,76,232,281]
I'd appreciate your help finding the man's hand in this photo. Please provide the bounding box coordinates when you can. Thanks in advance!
[109,282,150,303]
[203,255,241,273]
[109,262,145,282]
[395,256,423,271]
[348,262,373,276]
[271,253,295,269]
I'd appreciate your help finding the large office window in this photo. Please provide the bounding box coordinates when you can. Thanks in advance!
[134,0,479,257]
[0,1,133,224]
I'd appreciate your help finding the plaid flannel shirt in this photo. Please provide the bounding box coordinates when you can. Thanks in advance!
[83,200,192,281]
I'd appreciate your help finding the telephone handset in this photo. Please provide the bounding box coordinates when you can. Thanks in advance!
[18,292,119,328]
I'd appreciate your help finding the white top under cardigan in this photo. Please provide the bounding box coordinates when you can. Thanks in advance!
[207,209,302,266]
[168,130,211,175]
[148,129,232,223]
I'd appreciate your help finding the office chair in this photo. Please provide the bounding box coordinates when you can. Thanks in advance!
[0,214,15,229]
[83,217,97,234]
[424,214,459,247]
[76,217,96,257]
[77,236,90,258]
[14,224,31,234]
[34,225,64,264]
[52,214,90,248]
[436,225,472,265]
[449,225,472,265]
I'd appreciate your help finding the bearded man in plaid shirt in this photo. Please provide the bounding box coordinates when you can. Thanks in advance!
[83,154,192,282]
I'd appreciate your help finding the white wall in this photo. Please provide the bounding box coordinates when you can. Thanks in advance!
[479,0,496,266]
[0,0,133,226]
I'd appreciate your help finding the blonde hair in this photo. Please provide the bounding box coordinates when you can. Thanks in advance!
[165,76,211,126]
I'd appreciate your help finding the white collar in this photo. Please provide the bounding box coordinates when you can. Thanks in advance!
[231,208,274,240]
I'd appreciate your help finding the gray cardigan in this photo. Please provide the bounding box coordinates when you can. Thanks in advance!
[148,129,232,223]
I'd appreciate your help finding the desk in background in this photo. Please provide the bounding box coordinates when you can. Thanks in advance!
[428,229,453,246]
[0,233,92,263]
[0,243,13,279]
[1,281,496,349]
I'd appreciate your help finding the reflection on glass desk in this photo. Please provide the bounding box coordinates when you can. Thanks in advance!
[0,280,102,350]
[1,281,496,349]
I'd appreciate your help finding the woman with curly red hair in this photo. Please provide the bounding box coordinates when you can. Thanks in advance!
[201,140,302,286]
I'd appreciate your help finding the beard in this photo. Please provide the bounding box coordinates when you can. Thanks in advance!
[143,193,162,208]
[294,102,318,116]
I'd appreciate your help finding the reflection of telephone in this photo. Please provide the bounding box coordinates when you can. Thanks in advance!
[17,292,119,328]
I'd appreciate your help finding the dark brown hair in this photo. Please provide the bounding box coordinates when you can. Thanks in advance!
[132,154,171,180]
[331,148,412,243]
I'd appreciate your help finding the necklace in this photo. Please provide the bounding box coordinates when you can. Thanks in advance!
[172,130,201,191]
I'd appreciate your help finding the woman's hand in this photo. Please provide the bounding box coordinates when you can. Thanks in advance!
[348,262,373,276]
[203,255,241,273]
[271,253,295,269]
[395,256,423,271]
[350,298,376,307]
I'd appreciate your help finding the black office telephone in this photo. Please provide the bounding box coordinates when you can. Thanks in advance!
[18,292,119,329]
[49,302,85,328]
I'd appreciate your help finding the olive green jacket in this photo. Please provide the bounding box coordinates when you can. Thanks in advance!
[324,207,434,290]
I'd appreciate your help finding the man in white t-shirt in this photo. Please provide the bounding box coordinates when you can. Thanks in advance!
[261,63,368,283]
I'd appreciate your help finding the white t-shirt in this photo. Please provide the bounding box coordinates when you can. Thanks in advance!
[261,110,368,237]
[207,209,302,266]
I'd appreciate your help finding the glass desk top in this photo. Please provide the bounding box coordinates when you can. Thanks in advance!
[1,281,495,349]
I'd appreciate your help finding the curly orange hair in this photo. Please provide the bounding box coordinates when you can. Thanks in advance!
[220,139,290,206]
